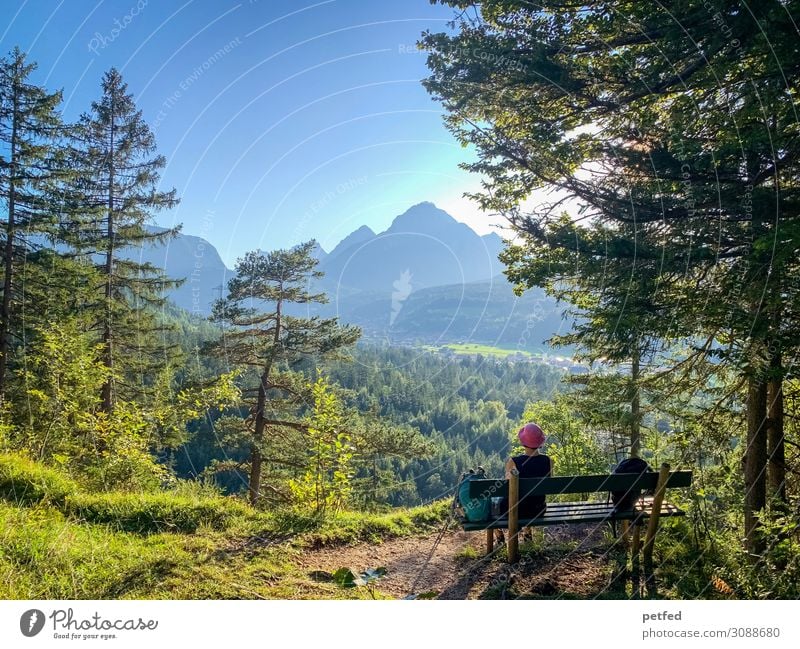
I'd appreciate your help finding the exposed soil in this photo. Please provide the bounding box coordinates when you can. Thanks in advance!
[297,523,622,599]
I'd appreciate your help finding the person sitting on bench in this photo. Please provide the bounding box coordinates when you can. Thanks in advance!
[495,423,553,544]
[504,422,553,518]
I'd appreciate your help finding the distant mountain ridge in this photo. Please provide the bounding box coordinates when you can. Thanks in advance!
[126,226,232,317]
[317,202,505,292]
[131,203,566,351]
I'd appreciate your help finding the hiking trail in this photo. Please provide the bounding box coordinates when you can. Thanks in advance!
[297,523,616,599]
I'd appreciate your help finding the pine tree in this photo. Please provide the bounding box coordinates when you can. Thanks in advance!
[209,241,360,505]
[422,0,800,553]
[71,68,180,413]
[0,47,66,400]
[501,214,674,458]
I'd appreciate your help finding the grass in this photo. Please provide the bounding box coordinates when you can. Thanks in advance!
[0,452,77,505]
[283,500,451,548]
[1,453,736,600]
[63,491,253,534]
[454,544,480,561]
[0,452,450,599]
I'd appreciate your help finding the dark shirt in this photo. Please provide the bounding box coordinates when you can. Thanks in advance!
[508,453,551,518]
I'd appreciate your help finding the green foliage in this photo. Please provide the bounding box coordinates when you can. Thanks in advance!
[11,317,106,456]
[4,317,240,491]
[6,319,161,490]
[67,68,181,411]
[0,502,178,599]
[0,47,70,399]
[454,544,479,561]
[0,451,449,599]
[521,397,609,475]
[332,566,387,598]
[422,0,800,554]
[82,402,174,491]
[147,367,241,450]
[319,345,564,505]
[208,241,360,505]
[289,375,353,514]
[0,484,450,600]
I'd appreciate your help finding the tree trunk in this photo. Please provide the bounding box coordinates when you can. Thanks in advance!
[0,83,18,402]
[630,346,641,457]
[249,374,267,505]
[767,360,786,504]
[100,107,116,413]
[248,293,282,505]
[744,376,768,556]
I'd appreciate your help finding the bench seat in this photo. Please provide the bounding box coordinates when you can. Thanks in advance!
[457,466,692,564]
[460,496,685,531]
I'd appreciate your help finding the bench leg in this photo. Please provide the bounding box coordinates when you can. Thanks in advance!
[486,528,494,555]
[620,520,630,549]
[631,522,642,598]
[508,473,520,563]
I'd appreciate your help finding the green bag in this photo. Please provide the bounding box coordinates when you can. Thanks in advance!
[457,468,490,522]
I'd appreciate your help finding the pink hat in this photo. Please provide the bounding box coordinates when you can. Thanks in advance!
[518,423,545,449]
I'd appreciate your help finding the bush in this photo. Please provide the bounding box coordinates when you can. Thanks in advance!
[0,453,77,506]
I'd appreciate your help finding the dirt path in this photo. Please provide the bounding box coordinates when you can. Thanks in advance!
[297,524,616,599]
[297,529,498,599]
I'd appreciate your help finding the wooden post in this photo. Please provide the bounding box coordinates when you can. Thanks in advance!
[620,519,631,549]
[486,528,494,555]
[643,463,670,582]
[611,519,631,589]
[631,520,642,598]
[508,471,520,563]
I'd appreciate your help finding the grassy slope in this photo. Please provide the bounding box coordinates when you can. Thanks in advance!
[0,453,449,599]
[0,453,711,600]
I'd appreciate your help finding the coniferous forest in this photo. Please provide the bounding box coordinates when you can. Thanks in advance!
[2,0,800,605]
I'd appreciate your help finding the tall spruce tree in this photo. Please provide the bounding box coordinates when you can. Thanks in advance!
[0,47,66,400]
[209,241,360,505]
[422,0,800,553]
[501,215,675,458]
[72,68,180,413]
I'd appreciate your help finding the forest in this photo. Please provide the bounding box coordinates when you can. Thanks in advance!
[2,0,800,602]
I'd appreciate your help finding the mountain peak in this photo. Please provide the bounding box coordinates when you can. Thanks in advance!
[329,225,376,259]
[349,224,375,239]
[310,240,328,261]
[387,202,463,234]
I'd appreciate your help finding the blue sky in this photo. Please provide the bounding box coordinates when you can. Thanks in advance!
[1,0,507,266]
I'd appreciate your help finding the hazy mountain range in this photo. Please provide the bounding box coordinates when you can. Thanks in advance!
[132,202,568,351]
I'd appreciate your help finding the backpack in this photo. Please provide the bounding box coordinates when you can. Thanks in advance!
[456,467,491,522]
[610,457,653,511]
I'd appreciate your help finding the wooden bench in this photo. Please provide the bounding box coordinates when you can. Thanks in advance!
[459,463,692,572]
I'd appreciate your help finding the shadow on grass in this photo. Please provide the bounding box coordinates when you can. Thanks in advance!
[99,558,180,598]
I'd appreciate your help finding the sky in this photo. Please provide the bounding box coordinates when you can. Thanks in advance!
[0,0,513,266]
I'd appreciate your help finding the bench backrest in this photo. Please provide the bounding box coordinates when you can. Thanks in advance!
[466,471,693,500]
